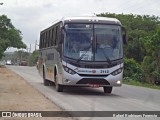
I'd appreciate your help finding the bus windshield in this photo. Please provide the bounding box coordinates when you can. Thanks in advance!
[63,23,123,62]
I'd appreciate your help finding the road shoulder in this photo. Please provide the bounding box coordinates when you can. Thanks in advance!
[0,66,73,120]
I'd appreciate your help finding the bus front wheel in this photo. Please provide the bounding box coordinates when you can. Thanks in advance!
[103,86,112,94]
[55,75,63,92]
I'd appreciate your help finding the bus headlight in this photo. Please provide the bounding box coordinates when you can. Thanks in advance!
[62,65,76,75]
[111,68,123,76]
[117,80,121,84]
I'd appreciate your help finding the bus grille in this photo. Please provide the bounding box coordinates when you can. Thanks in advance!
[76,78,110,85]
[78,74,109,77]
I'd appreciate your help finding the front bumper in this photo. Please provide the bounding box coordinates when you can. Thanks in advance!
[61,70,123,87]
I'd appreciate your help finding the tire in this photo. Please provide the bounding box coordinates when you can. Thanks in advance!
[55,74,63,92]
[103,86,112,94]
[43,68,50,86]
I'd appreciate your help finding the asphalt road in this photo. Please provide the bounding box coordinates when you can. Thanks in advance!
[6,66,160,120]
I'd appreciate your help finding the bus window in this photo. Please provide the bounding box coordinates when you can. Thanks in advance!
[47,31,49,47]
[46,32,47,47]
[44,32,46,48]
[55,26,58,46]
[56,25,60,44]
[51,28,54,46]
[48,30,51,47]
[64,24,93,60]
[42,33,45,48]
[52,28,55,46]
[39,34,42,49]
[94,25,123,61]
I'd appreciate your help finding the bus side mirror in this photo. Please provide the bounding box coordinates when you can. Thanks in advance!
[122,27,128,45]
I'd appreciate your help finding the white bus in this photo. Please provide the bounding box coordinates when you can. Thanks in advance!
[38,16,127,93]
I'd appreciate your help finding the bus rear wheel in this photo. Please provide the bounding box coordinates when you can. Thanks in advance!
[103,86,112,94]
[55,75,63,92]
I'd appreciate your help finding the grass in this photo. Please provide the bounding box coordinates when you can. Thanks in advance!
[123,77,160,90]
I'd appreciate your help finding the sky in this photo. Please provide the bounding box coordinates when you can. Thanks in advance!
[0,0,160,52]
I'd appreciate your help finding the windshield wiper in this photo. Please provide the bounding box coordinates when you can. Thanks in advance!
[102,48,111,63]
[77,44,92,63]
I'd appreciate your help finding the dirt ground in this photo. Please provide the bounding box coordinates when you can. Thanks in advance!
[0,66,73,120]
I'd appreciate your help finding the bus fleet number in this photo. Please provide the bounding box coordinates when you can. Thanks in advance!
[100,70,109,73]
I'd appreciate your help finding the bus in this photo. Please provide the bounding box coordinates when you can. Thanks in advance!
[38,16,127,93]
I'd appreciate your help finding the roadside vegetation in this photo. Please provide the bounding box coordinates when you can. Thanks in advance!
[1,50,38,66]
[0,15,26,59]
[98,13,160,88]
[124,77,160,90]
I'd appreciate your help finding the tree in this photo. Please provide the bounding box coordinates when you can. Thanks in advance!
[142,27,160,84]
[12,50,29,64]
[28,50,39,66]
[0,15,26,59]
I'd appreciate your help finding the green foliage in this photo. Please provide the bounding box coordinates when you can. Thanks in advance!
[2,50,39,67]
[13,50,29,64]
[124,58,143,82]
[0,15,26,59]
[142,28,160,84]
[28,50,39,66]
[142,56,160,84]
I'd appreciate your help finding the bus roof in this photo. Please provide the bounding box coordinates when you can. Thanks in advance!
[62,16,121,25]
[41,16,121,33]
